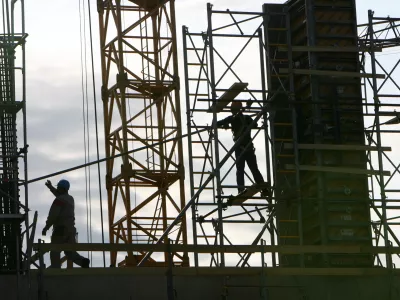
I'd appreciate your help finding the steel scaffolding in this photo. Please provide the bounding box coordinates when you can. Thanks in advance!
[97,0,188,267]
[182,1,400,270]
[359,12,400,268]
[183,4,275,267]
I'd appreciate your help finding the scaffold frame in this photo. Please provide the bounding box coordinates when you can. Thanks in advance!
[358,11,400,268]
[183,4,276,267]
[180,1,400,270]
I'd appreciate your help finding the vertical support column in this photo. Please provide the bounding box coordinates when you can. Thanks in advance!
[170,0,189,265]
[262,4,278,201]
[97,0,116,265]
[368,10,391,269]
[20,0,30,276]
[258,28,276,267]
[207,2,225,267]
[115,0,133,249]
[182,26,199,267]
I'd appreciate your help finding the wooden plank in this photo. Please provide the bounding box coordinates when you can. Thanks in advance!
[278,46,382,52]
[207,82,248,113]
[283,143,391,152]
[279,68,385,79]
[285,164,390,176]
[227,183,269,206]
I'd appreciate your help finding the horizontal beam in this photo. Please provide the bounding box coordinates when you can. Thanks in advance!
[278,46,382,52]
[0,101,23,113]
[0,214,25,219]
[33,243,400,254]
[284,143,391,152]
[0,214,25,223]
[279,68,385,79]
[285,164,391,176]
[29,267,399,277]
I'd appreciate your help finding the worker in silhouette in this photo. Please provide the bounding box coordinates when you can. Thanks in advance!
[217,101,269,196]
[42,179,90,268]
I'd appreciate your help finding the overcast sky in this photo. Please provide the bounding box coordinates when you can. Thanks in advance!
[15,0,400,268]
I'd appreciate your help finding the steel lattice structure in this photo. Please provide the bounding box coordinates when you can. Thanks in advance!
[182,0,400,270]
[98,0,188,267]
[183,5,274,267]
[359,12,400,268]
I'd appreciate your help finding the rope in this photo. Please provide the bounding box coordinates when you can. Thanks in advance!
[87,0,106,267]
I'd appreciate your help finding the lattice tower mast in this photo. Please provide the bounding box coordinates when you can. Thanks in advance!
[97,0,188,267]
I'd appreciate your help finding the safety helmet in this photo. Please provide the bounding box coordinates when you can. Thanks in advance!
[231,101,242,114]
[57,179,70,191]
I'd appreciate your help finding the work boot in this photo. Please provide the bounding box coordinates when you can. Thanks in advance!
[82,258,90,268]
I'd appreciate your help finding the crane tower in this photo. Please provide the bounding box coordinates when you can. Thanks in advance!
[97,0,188,267]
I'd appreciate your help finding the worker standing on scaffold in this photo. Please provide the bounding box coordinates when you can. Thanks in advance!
[42,179,90,268]
[216,101,270,197]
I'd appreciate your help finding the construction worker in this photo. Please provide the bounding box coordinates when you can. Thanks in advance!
[42,179,90,268]
[217,101,269,196]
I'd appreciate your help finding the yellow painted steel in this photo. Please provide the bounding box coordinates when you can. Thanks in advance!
[98,0,188,267]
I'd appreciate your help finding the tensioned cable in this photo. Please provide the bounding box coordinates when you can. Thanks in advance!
[24,128,208,185]
[79,0,95,265]
[83,0,94,266]
[81,0,94,266]
[87,0,106,267]
[78,0,91,261]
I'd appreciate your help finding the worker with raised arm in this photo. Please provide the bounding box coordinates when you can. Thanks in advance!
[42,179,90,268]
[216,101,269,196]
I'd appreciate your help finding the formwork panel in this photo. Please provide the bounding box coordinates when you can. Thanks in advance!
[266,0,373,267]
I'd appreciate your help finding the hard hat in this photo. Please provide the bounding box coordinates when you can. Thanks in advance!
[231,101,242,114]
[57,179,70,190]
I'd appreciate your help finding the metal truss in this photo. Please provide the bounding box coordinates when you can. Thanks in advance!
[97,0,188,267]
[358,12,400,268]
[183,4,275,267]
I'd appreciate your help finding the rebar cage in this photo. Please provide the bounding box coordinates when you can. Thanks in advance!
[0,0,30,276]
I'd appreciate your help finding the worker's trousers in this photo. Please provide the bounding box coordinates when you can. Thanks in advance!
[235,145,264,192]
[50,226,86,268]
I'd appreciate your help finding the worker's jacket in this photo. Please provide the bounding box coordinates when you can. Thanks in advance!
[216,112,257,148]
[45,193,75,232]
